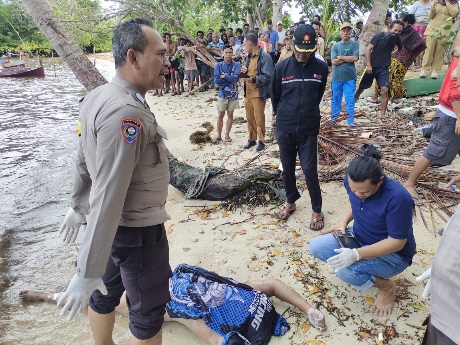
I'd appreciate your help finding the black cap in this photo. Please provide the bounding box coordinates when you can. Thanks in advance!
[293,24,317,53]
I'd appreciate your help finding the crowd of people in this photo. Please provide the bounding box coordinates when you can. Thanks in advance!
[17,7,460,345]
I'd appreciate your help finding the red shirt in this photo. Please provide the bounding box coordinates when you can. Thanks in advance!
[438,57,460,118]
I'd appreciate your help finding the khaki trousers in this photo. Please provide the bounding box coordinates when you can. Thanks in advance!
[244,97,266,142]
[422,36,445,73]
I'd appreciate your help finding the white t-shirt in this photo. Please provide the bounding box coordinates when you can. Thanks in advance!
[277,30,286,43]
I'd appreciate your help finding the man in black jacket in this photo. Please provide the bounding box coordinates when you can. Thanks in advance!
[272,24,328,230]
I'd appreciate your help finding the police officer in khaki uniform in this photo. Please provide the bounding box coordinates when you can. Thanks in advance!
[58,18,171,345]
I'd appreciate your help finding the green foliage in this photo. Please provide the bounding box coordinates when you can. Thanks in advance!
[432,17,458,62]
[0,0,50,52]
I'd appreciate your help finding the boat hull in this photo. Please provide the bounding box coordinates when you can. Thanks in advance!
[0,66,45,78]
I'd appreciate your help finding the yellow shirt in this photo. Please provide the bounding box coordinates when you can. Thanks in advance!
[246,52,260,99]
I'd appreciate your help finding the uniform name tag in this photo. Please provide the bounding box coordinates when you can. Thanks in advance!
[121,118,142,144]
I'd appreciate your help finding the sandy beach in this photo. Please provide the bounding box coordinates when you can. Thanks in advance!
[7,54,454,345]
[143,82,449,345]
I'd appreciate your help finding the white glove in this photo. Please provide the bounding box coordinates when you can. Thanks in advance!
[57,273,107,321]
[416,267,432,299]
[59,208,86,244]
[326,248,359,271]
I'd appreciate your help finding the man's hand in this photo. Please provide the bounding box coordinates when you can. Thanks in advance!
[58,274,107,321]
[366,66,373,74]
[241,66,248,73]
[326,248,359,270]
[455,121,460,136]
[59,208,86,244]
[321,222,347,235]
[416,267,432,298]
[446,174,460,189]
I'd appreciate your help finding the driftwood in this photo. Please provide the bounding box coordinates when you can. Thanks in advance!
[167,151,280,200]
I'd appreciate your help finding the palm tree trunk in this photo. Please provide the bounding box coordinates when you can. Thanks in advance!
[22,0,107,91]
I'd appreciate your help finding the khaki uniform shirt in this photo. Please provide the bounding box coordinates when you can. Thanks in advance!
[425,2,459,36]
[246,52,260,99]
[72,77,170,278]
[431,203,460,344]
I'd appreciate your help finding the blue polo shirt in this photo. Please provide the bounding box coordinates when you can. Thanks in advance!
[262,28,279,53]
[344,175,416,264]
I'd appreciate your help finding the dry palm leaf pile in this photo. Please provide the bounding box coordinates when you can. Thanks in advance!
[317,96,460,226]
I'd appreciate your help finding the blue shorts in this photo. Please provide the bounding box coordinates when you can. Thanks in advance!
[358,67,390,89]
[89,224,171,340]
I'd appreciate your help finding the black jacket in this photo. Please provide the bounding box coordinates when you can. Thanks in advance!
[272,55,328,135]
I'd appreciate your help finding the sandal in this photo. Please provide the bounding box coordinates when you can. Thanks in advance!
[212,137,222,144]
[412,195,424,206]
[223,137,232,142]
[275,208,296,220]
[310,212,324,231]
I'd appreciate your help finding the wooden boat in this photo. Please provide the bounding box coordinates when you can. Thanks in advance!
[0,65,45,78]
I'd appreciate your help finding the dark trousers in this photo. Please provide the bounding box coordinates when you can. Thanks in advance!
[422,316,457,345]
[270,52,279,65]
[276,130,322,213]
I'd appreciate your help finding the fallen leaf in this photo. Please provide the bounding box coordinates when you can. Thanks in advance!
[421,259,430,264]
[408,302,426,311]
[291,229,301,237]
[222,212,229,218]
[293,269,306,279]
[253,224,261,229]
[300,321,310,333]
[364,297,375,304]
[248,252,257,261]
[290,260,302,265]
[394,278,414,286]
[270,224,276,230]
[271,250,281,257]
[227,204,232,211]
[166,224,175,234]
[306,340,327,345]
[294,237,303,247]
[325,294,332,306]
[307,260,316,267]
[234,229,247,235]
[264,193,270,201]
[307,285,320,295]
[357,331,371,338]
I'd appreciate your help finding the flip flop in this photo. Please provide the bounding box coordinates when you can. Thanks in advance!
[212,137,222,144]
[310,212,324,231]
[275,208,296,220]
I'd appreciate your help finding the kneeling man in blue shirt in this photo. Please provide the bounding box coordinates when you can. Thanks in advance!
[309,145,416,317]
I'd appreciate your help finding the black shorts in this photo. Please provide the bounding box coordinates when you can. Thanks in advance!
[89,224,171,340]
[196,59,209,77]
[422,109,460,166]
[358,67,390,89]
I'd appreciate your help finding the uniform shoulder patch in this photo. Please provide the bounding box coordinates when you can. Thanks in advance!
[120,118,142,144]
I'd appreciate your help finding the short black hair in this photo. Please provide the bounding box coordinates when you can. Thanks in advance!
[236,28,243,34]
[244,31,258,45]
[299,20,306,25]
[390,19,404,28]
[314,14,321,20]
[267,19,273,24]
[244,23,249,28]
[223,44,232,50]
[112,18,153,69]
[311,20,321,27]
[228,27,233,31]
[402,13,415,25]
[347,145,383,184]
[197,30,204,35]
[164,32,171,37]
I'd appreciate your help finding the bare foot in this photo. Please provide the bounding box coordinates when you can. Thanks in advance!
[19,290,60,302]
[307,308,327,331]
[369,280,396,317]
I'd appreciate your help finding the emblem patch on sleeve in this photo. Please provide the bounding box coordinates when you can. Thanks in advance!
[121,118,142,144]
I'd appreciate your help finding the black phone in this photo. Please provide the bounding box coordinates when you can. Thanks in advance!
[238,72,249,78]
[332,230,361,249]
